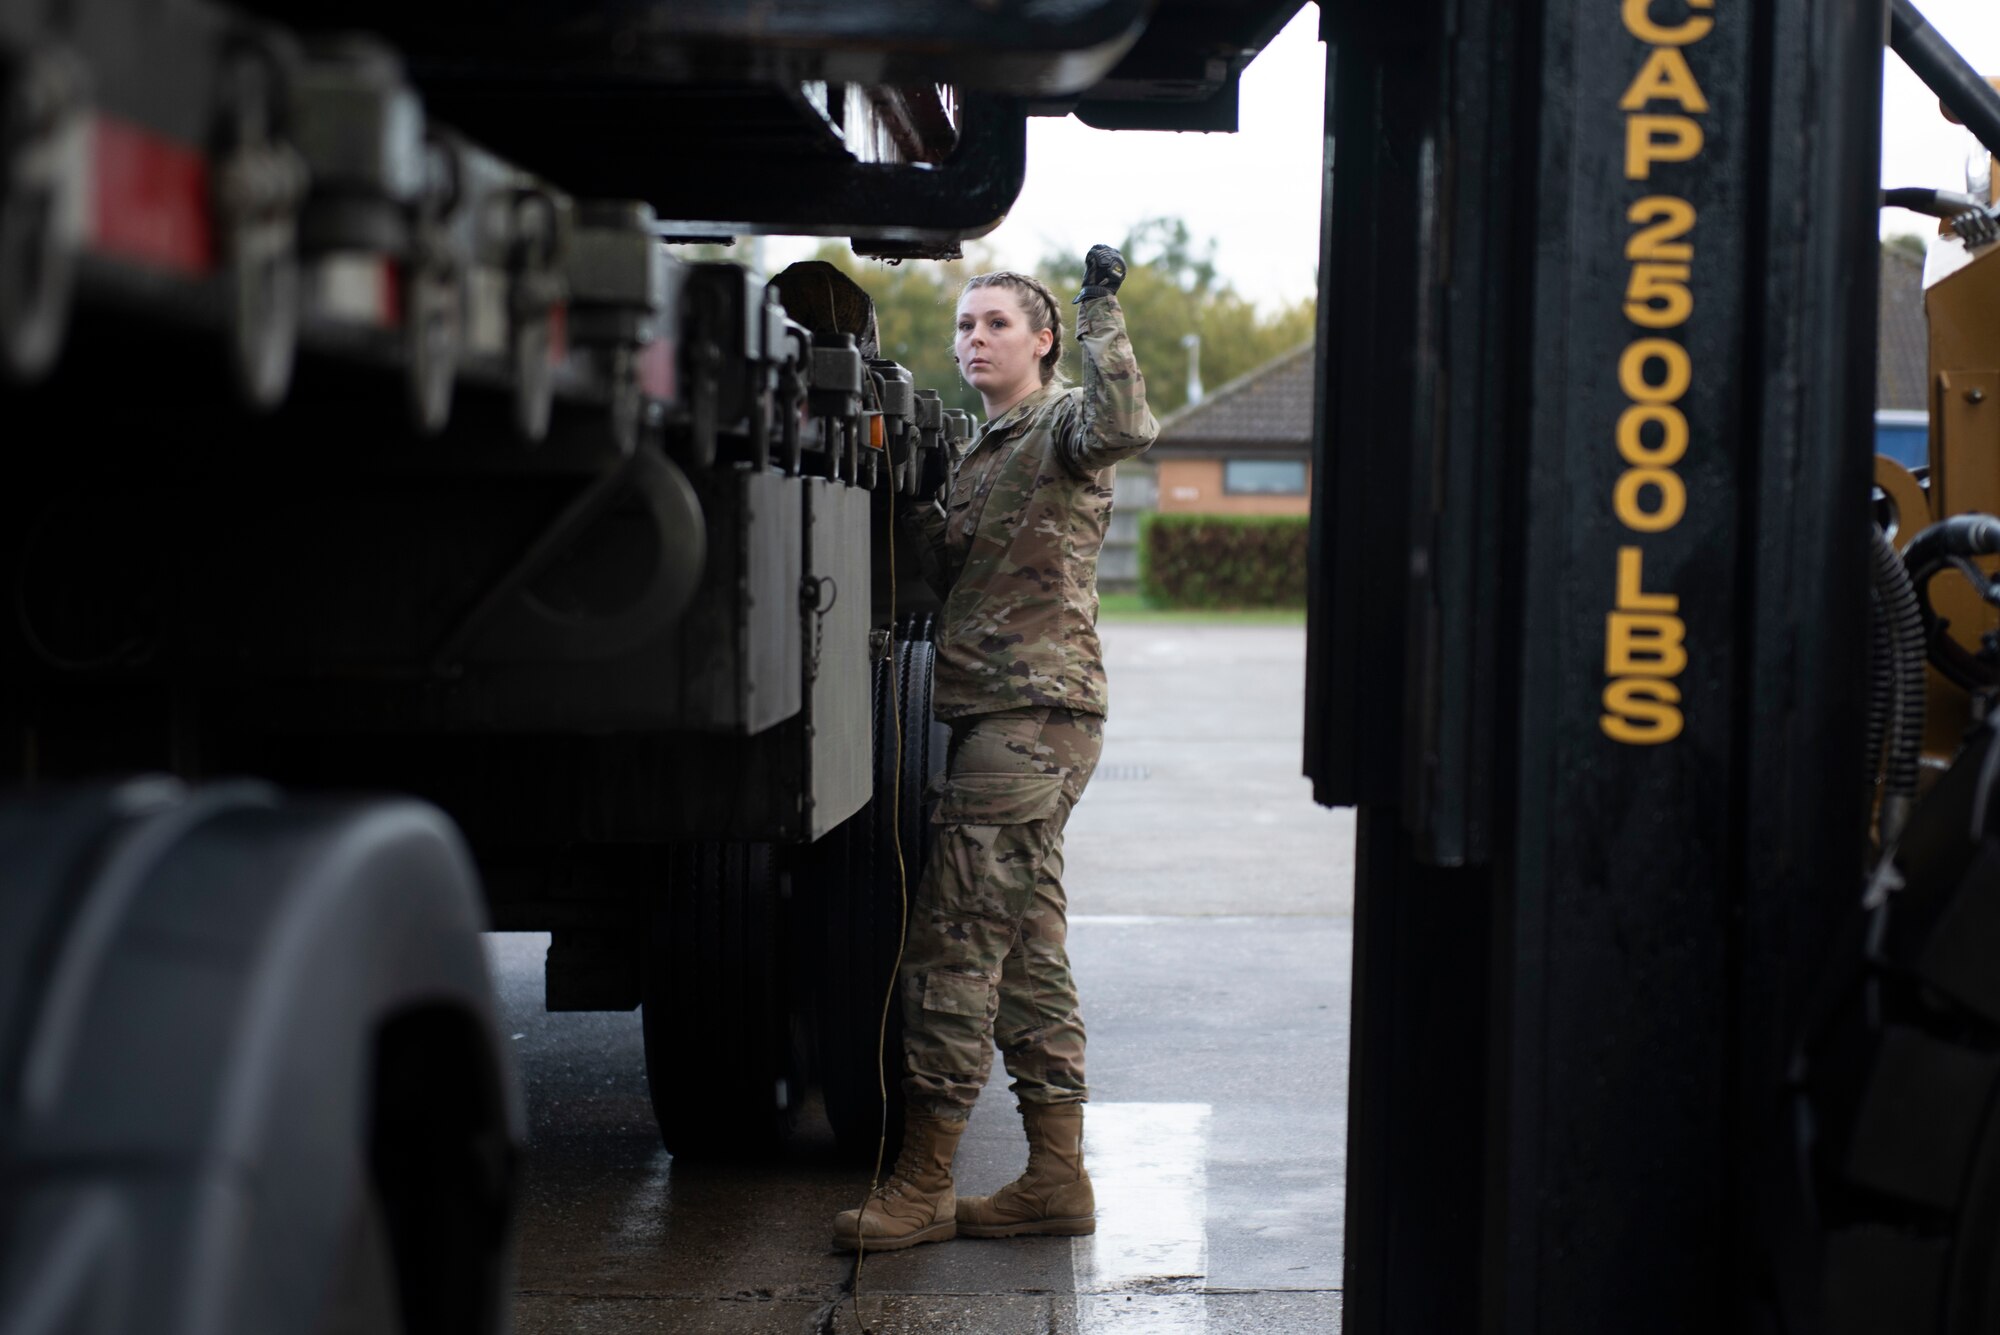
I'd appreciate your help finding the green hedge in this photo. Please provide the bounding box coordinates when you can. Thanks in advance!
[1138,513,1310,609]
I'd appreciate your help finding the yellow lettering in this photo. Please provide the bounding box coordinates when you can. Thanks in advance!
[1627,195,1697,260]
[1606,9,1705,749]
[1615,467,1686,532]
[1624,261,1695,328]
[1619,46,1710,113]
[1607,612,1688,675]
[1626,114,1704,179]
[1622,0,1715,46]
[1601,678,1686,744]
[1617,403,1689,465]
[1616,547,1678,612]
[1618,338,1692,403]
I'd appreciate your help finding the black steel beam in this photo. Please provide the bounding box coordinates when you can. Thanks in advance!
[1739,0,1889,1326]
[1321,0,1884,1328]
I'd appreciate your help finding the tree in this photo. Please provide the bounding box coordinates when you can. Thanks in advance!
[1883,232,1929,263]
[786,220,1317,423]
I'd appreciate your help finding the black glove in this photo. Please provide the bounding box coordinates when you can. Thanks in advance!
[1073,244,1127,304]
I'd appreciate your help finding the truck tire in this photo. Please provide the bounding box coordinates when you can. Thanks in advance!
[640,841,809,1159]
[0,779,519,1335]
[801,614,948,1162]
[1789,714,2000,1334]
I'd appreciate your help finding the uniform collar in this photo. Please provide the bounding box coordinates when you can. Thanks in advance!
[976,382,1061,448]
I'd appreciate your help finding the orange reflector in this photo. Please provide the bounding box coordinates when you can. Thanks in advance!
[868,414,886,449]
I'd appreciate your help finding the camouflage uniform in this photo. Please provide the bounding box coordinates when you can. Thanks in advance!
[898,294,1157,1118]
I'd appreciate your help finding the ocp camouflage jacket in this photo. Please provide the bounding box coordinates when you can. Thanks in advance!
[904,294,1158,720]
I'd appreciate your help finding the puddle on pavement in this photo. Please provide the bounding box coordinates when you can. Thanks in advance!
[1073,1103,1212,1332]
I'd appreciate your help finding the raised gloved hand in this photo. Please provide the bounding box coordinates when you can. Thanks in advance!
[1073,244,1127,304]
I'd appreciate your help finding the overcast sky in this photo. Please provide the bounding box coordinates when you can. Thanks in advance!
[767,2,2000,305]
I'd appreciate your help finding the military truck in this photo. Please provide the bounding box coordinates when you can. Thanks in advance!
[0,0,1295,1328]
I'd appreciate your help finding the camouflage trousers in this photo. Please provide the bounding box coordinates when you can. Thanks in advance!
[901,706,1104,1120]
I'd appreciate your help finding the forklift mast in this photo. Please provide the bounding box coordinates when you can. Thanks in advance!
[1309,0,1888,1330]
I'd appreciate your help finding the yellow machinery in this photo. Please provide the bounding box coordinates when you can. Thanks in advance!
[1877,145,2000,772]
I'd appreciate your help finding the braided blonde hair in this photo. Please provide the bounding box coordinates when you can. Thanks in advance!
[958,271,1067,386]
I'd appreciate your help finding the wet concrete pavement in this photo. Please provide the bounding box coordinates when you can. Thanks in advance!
[494,621,1355,1333]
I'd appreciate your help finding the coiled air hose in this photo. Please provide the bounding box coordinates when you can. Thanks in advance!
[1871,525,1928,844]
[1903,513,2000,691]
[1866,580,1890,789]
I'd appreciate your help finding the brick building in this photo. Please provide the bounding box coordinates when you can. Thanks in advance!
[1151,343,1314,515]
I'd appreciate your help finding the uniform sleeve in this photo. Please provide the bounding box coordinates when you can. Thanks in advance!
[897,495,954,599]
[1057,293,1159,478]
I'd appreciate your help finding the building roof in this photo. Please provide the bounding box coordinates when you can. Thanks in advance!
[1147,261,1928,450]
[1154,342,1314,454]
[1879,245,1928,412]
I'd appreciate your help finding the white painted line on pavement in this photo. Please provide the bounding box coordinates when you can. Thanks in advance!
[1071,915,1271,926]
[1071,914,1187,926]
[1074,1102,1211,1334]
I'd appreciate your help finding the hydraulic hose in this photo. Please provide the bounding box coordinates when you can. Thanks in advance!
[1902,512,2000,574]
[1866,581,1891,789]
[1882,187,1988,218]
[1872,525,1928,844]
[1890,0,2000,165]
[1903,513,2000,692]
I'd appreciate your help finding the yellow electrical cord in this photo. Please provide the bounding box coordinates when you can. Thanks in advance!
[849,478,910,1335]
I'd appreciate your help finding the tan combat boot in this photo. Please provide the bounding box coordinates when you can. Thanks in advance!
[830,1113,965,1252]
[957,1103,1095,1238]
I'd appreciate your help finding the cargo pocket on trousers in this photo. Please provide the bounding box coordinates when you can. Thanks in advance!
[922,970,993,1018]
[933,772,1066,826]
